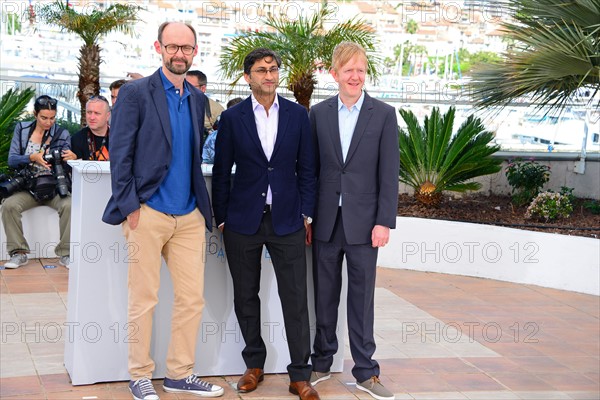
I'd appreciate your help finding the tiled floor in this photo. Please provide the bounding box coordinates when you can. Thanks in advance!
[1,259,598,400]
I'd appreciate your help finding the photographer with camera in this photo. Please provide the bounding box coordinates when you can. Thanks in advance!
[67,95,110,161]
[1,95,76,269]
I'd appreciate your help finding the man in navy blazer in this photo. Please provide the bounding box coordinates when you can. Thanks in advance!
[212,48,319,400]
[102,21,223,400]
[308,42,399,400]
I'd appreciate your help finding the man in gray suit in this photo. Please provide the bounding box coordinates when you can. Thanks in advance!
[309,42,399,400]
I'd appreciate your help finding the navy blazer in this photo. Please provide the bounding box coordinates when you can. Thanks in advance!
[212,95,316,236]
[102,69,212,229]
[310,93,399,244]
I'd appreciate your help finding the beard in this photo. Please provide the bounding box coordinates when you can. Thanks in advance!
[249,81,278,97]
[164,56,191,75]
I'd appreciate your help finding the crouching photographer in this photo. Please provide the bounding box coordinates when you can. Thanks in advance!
[1,95,77,269]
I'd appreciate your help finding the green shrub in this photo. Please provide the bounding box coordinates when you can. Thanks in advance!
[525,191,573,222]
[558,186,575,204]
[583,200,600,215]
[56,117,81,135]
[398,106,502,206]
[505,158,550,206]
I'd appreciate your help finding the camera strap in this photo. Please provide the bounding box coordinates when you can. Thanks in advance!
[40,130,52,153]
[86,127,109,161]
[24,123,52,156]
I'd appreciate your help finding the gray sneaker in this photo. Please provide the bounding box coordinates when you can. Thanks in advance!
[4,253,28,269]
[310,370,331,386]
[356,376,395,400]
[129,378,159,400]
[58,255,70,268]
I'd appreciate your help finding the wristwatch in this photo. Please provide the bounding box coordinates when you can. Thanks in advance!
[302,214,313,224]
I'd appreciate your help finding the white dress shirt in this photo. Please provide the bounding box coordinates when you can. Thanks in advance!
[251,94,280,205]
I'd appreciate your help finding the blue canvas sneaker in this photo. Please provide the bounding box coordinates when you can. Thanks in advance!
[129,378,159,400]
[163,373,224,397]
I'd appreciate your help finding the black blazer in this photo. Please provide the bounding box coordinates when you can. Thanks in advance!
[102,69,212,229]
[212,95,316,236]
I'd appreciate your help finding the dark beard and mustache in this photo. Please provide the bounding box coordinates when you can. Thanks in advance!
[165,56,191,75]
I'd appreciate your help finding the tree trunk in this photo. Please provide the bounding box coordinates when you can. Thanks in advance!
[77,44,101,126]
[288,73,317,112]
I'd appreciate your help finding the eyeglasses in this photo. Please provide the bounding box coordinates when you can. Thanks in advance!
[35,97,57,107]
[162,43,196,55]
[251,66,279,76]
[89,95,109,103]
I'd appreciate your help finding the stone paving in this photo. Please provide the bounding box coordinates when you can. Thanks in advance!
[1,259,598,399]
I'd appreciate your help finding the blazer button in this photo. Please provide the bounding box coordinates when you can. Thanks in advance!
[261,193,266,197]
[268,167,274,171]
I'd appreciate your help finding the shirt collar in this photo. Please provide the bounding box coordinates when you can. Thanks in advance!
[159,68,173,90]
[337,91,365,112]
[251,93,279,112]
[158,68,189,97]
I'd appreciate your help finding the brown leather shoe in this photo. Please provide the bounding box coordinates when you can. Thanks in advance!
[289,380,320,400]
[237,368,264,392]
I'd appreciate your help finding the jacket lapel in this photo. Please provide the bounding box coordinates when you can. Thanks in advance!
[149,70,172,148]
[327,96,344,166]
[344,92,373,166]
[240,96,268,161]
[187,81,201,153]
[271,95,288,160]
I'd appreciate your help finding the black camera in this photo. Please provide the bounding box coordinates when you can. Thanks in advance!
[43,149,70,198]
[0,169,32,200]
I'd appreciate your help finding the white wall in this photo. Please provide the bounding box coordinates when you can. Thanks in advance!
[380,217,600,296]
[0,205,60,261]
[3,203,599,297]
[399,159,600,200]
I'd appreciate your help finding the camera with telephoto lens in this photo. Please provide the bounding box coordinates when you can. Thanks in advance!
[43,149,70,197]
[0,169,33,200]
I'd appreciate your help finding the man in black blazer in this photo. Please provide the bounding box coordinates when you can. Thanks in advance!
[212,48,319,400]
[102,21,223,400]
[309,42,399,400]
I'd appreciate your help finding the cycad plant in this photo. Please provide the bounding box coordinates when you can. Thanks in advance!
[399,107,502,206]
[0,88,35,173]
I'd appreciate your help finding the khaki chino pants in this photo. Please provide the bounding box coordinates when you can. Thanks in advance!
[122,204,206,380]
[1,191,71,257]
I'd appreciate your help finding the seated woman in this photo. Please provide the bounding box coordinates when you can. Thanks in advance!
[1,95,77,268]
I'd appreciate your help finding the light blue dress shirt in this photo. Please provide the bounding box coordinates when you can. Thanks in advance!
[337,91,365,162]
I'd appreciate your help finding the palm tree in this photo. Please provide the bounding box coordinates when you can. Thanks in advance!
[470,0,599,112]
[405,19,419,35]
[219,6,379,110]
[398,107,502,206]
[38,1,141,125]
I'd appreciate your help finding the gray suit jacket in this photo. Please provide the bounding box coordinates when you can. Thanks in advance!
[310,93,399,244]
